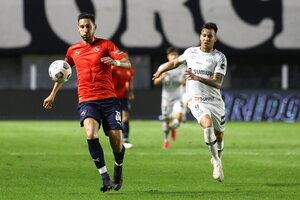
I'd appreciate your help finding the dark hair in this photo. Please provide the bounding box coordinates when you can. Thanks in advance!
[201,22,218,33]
[78,13,95,24]
[166,47,179,55]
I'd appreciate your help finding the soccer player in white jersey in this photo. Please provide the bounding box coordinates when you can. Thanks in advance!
[153,23,226,181]
[153,47,186,149]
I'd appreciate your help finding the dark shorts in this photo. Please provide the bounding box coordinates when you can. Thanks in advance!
[119,98,131,112]
[77,98,122,135]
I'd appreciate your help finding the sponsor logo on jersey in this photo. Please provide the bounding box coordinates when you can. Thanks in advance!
[193,69,213,76]
[193,96,219,102]
[200,96,215,102]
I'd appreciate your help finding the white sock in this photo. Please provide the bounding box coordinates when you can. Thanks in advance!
[163,122,169,141]
[217,140,224,159]
[204,127,219,162]
[98,166,108,175]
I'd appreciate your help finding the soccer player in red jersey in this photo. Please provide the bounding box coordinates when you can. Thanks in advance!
[111,62,135,149]
[43,13,131,192]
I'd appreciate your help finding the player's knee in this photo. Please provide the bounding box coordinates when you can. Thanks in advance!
[109,131,123,152]
[86,132,97,140]
[83,118,99,139]
[85,128,98,139]
[200,115,213,128]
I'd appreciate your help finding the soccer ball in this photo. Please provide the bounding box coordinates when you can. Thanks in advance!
[48,60,72,83]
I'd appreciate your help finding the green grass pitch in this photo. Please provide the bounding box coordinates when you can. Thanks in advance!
[0,120,299,200]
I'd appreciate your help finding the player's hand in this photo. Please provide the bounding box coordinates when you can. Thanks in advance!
[101,56,116,65]
[152,71,163,80]
[43,95,55,109]
[185,68,200,81]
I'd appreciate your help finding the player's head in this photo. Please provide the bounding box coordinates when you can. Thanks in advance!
[166,47,179,61]
[77,13,97,44]
[200,22,218,52]
[78,13,95,24]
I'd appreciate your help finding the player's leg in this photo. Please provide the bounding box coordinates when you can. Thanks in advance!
[214,113,225,158]
[122,110,129,140]
[83,118,113,191]
[200,115,220,162]
[181,93,190,122]
[102,99,125,191]
[200,115,224,182]
[188,100,223,181]
[162,119,170,148]
[169,101,185,140]
[78,102,113,192]
[169,112,181,141]
[210,105,226,181]
[107,129,125,191]
[188,101,219,161]
[122,110,133,149]
[169,113,181,129]
[119,98,133,148]
[170,101,184,128]
[214,130,224,158]
[161,99,171,148]
[209,131,224,164]
[210,105,226,158]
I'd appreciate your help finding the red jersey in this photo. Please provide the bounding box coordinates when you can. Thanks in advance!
[111,66,134,99]
[65,37,126,103]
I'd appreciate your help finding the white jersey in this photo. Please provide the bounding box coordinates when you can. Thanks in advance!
[178,47,227,104]
[158,62,186,101]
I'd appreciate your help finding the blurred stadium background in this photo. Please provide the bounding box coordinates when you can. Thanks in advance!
[1,0,300,121]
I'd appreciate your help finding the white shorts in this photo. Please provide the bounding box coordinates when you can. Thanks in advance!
[188,99,225,132]
[161,98,184,118]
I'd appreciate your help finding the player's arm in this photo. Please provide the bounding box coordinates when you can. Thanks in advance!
[152,58,182,80]
[153,72,166,86]
[101,48,132,69]
[117,56,131,68]
[185,68,224,89]
[43,82,63,109]
[101,56,131,68]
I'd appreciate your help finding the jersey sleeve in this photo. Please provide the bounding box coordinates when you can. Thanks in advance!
[214,52,227,75]
[157,63,167,71]
[65,47,75,67]
[106,40,126,60]
[178,49,188,63]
